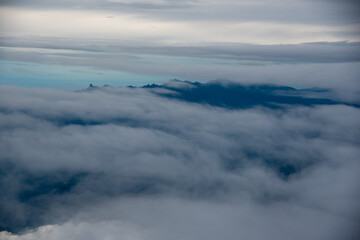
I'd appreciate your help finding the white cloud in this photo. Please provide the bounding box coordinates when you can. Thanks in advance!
[0,220,147,240]
[1,197,359,240]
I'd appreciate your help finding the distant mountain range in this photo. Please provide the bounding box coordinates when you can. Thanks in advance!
[88,80,357,109]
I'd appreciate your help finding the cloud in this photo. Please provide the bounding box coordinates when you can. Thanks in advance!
[0,82,359,239]
[1,1,359,238]
[1,198,359,240]
[1,1,360,45]
[0,220,147,240]
[1,0,359,26]
[2,38,360,64]
[2,38,359,102]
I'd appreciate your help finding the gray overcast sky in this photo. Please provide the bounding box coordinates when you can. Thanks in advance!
[1,0,360,44]
[0,0,359,90]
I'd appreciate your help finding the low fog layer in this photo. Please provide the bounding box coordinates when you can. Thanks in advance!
[0,82,359,239]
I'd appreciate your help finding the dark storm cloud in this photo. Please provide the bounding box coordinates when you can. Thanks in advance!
[0,83,359,239]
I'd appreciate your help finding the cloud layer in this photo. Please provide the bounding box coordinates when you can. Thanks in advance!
[0,82,359,239]
[1,36,359,101]
[1,1,359,90]
[1,0,360,46]
[1,0,360,26]
[1,1,359,238]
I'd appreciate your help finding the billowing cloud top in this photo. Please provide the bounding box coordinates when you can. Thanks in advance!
[0,82,359,239]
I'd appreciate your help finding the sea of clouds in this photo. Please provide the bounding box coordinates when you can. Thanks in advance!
[0,82,359,240]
